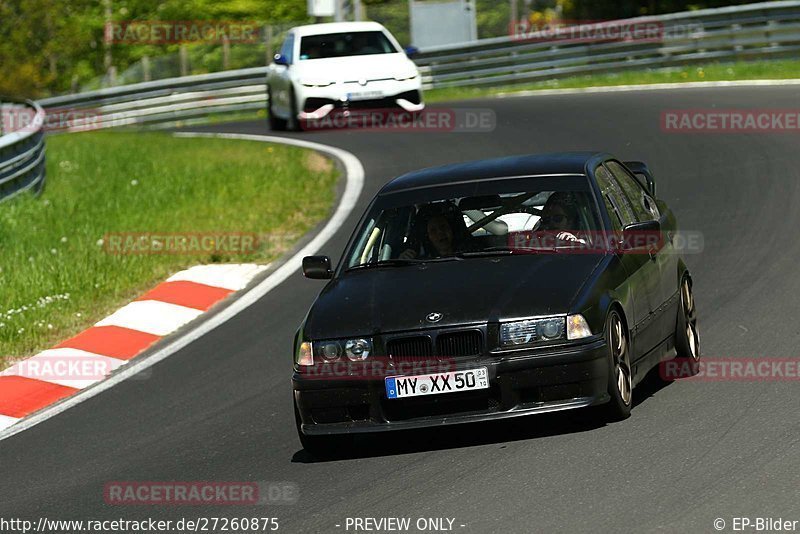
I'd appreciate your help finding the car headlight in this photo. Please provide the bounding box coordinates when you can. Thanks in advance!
[500,317,565,347]
[309,338,373,363]
[300,79,334,87]
[394,73,418,81]
[566,314,593,340]
[296,341,313,366]
[345,338,372,361]
[317,341,341,362]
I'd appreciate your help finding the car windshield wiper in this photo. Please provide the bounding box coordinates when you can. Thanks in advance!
[347,256,464,271]
[457,245,571,258]
[347,259,424,271]
[456,248,516,258]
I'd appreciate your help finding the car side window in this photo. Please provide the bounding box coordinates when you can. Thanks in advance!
[595,165,633,230]
[606,161,660,221]
[280,34,295,64]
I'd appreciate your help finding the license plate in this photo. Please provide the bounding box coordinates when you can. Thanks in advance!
[385,367,489,399]
[347,90,383,101]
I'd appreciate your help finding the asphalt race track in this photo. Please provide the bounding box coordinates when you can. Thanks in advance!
[3,86,800,533]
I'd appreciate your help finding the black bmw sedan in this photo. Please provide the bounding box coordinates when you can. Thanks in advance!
[293,152,700,453]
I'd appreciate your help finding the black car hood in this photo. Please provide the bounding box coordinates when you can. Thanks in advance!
[304,254,603,339]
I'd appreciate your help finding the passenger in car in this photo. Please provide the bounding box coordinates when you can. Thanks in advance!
[539,192,587,244]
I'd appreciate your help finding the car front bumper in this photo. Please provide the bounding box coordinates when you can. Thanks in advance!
[296,78,424,120]
[293,337,610,436]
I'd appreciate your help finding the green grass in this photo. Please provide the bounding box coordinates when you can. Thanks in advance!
[424,58,800,102]
[0,132,338,366]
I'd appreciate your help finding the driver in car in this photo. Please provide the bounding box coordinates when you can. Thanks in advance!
[399,205,464,259]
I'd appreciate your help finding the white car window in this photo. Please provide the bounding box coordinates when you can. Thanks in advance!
[299,31,398,60]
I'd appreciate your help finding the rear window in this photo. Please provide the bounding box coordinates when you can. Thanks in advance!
[299,31,398,60]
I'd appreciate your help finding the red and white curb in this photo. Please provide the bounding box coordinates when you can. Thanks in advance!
[0,264,268,432]
[0,132,364,442]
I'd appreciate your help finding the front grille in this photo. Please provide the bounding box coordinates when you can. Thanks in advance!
[335,97,405,110]
[437,330,482,358]
[303,97,334,113]
[303,91,421,115]
[386,336,433,359]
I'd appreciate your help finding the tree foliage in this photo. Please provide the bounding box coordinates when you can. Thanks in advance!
[0,0,309,98]
[0,0,775,99]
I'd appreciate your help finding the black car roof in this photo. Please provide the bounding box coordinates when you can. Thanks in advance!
[379,152,609,194]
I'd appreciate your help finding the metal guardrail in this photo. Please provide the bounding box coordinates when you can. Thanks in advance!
[413,0,800,88]
[38,67,267,131]
[27,0,800,132]
[0,99,46,202]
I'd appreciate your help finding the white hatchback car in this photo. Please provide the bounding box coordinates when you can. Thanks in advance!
[266,21,425,130]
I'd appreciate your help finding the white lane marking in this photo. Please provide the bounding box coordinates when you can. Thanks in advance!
[497,79,800,99]
[0,415,20,432]
[1,349,127,390]
[167,264,269,291]
[95,300,204,336]
[0,133,364,442]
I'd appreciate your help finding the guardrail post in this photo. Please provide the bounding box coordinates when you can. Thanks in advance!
[766,19,778,48]
[265,25,274,65]
[142,55,151,82]
[223,36,231,70]
[180,45,189,77]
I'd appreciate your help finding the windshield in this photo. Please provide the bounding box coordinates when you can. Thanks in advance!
[299,31,399,60]
[346,177,603,269]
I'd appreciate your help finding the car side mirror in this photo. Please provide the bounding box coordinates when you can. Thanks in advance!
[303,256,333,279]
[620,220,662,251]
[404,46,419,58]
[624,161,656,197]
[273,53,289,66]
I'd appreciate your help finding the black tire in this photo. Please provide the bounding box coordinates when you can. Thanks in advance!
[601,309,633,421]
[267,87,288,131]
[676,275,700,362]
[287,86,303,132]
